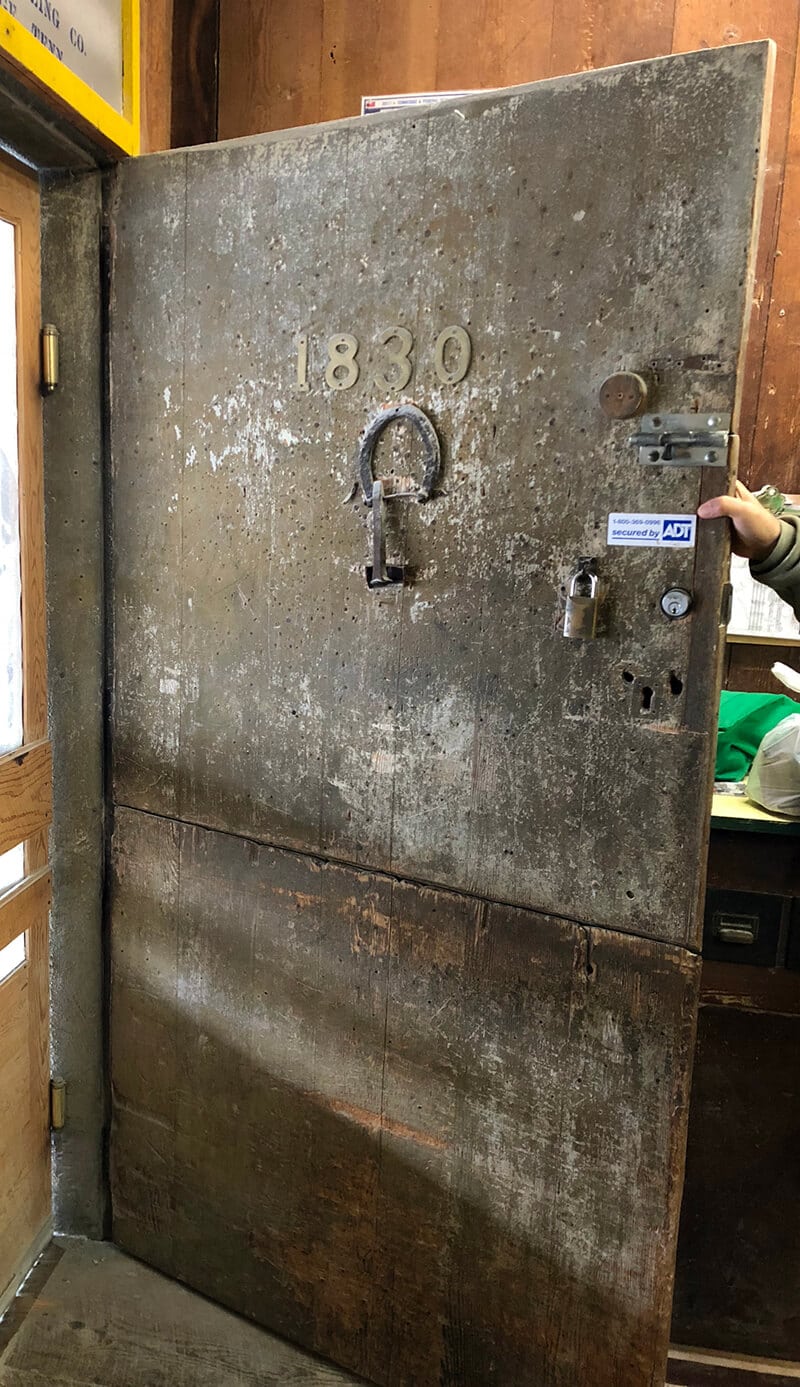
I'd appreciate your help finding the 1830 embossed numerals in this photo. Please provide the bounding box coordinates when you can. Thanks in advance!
[295,326,472,392]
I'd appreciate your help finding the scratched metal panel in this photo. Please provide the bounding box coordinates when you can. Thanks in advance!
[109,152,188,817]
[110,46,767,945]
[110,44,768,948]
[111,805,699,1387]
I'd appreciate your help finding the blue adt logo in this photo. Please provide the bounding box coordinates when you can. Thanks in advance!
[661,519,693,542]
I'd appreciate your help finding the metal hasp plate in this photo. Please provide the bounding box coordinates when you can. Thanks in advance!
[357,403,442,590]
[631,412,730,466]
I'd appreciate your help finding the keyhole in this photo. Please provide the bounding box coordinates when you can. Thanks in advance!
[641,686,654,713]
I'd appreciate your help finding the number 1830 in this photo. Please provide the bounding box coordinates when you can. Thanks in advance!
[295,325,472,393]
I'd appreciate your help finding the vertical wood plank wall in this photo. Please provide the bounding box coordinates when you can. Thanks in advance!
[140,0,174,151]
[206,0,800,500]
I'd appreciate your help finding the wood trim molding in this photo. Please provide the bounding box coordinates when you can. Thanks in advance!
[0,867,51,954]
[0,741,52,858]
[669,1345,800,1384]
[700,961,800,1017]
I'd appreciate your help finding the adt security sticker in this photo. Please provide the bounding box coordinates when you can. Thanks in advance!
[607,513,697,548]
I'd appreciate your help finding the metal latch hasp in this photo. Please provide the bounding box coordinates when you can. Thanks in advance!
[629,413,730,467]
[357,403,442,591]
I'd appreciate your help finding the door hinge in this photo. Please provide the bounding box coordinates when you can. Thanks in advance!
[40,324,60,394]
[629,412,730,467]
[50,1076,66,1130]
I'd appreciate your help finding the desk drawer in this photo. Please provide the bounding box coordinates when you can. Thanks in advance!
[702,889,784,967]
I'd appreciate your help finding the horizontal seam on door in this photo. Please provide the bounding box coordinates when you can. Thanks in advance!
[112,799,702,958]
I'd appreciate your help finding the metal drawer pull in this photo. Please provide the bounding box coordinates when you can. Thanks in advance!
[713,913,758,946]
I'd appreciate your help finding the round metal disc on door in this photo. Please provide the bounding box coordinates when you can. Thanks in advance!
[598,371,648,419]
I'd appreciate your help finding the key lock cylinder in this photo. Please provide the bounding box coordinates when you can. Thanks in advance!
[356,404,442,589]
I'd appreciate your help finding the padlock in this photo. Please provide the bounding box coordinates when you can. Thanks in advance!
[563,559,599,639]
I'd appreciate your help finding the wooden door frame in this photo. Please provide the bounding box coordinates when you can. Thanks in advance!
[0,155,52,1317]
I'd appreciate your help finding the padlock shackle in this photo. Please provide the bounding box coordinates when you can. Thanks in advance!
[567,559,598,601]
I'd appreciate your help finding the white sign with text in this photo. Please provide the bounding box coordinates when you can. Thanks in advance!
[2,0,123,111]
[607,513,697,548]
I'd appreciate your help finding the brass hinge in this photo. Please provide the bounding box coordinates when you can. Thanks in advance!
[50,1076,66,1130]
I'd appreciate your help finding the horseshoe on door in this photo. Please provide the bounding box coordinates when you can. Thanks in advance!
[356,403,442,589]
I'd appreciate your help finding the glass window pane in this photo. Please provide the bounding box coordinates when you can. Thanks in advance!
[0,217,22,757]
[0,842,24,894]
[0,930,26,984]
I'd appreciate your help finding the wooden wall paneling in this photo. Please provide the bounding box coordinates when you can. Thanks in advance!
[219,0,324,138]
[550,0,676,78]
[747,18,800,493]
[544,0,592,79]
[140,0,175,152]
[671,2,797,67]
[171,0,220,147]
[672,3,800,489]
[433,0,553,94]
[724,639,800,692]
[591,0,675,67]
[319,0,440,126]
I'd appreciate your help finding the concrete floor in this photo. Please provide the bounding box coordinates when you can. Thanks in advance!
[0,1239,364,1386]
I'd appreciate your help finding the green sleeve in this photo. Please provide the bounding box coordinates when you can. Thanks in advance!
[749,515,800,622]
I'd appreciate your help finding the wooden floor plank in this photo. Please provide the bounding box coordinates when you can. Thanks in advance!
[0,1240,365,1387]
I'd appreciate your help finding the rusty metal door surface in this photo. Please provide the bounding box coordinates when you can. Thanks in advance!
[109,45,770,1387]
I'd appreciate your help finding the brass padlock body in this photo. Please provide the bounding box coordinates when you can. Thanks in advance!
[563,561,599,639]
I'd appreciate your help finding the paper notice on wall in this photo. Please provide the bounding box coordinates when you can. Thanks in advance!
[10,0,123,112]
[728,553,800,641]
[361,92,484,115]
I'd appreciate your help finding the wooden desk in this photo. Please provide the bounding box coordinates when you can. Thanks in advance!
[672,803,800,1361]
[711,792,800,836]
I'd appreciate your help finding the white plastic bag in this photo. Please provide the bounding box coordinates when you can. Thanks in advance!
[746,714,800,817]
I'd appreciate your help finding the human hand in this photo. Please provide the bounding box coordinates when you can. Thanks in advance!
[697,480,782,561]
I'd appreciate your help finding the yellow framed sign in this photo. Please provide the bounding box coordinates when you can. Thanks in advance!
[0,0,139,155]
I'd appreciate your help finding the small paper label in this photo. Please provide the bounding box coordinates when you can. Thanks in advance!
[607,513,697,548]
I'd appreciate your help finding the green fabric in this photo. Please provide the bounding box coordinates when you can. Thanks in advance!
[716,691,799,780]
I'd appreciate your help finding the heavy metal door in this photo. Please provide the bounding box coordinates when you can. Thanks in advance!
[109,45,771,1387]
